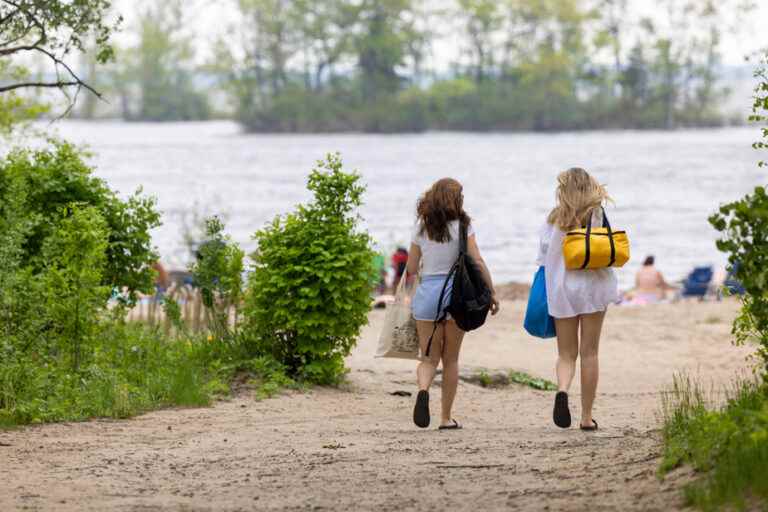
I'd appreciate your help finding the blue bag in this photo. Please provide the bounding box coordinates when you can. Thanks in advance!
[524,266,556,338]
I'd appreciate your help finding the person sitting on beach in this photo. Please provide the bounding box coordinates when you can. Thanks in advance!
[407,178,499,430]
[634,255,674,303]
[152,261,171,299]
[538,168,619,431]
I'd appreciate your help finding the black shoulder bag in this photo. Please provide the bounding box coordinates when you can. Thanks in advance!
[425,222,492,356]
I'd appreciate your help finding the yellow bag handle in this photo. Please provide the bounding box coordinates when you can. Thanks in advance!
[580,207,616,269]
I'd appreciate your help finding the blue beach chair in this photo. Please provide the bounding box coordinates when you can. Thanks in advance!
[681,266,713,299]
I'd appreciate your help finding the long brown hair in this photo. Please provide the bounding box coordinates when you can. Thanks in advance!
[547,167,611,231]
[416,178,470,243]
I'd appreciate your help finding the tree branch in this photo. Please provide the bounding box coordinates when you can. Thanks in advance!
[0,80,80,92]
[0,43,40,55]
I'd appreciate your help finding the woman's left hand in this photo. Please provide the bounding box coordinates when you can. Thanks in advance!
[490,294,500,315]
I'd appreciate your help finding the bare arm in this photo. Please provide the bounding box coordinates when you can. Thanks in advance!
[467,234,500,315]
[406,243,421,284]
[657,271,676,290]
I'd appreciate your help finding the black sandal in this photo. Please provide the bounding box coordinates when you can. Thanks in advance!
[553,391,572,429]
[580,420,598,431]
[438,419,462,430]
[413,390,430,428]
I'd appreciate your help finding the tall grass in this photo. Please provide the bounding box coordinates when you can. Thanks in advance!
[0,324,228,427]
[660,373,768,511]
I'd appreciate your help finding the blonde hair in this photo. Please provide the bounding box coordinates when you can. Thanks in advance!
[547,168,611,231]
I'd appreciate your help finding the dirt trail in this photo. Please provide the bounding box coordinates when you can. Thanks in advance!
[0,300,754,511]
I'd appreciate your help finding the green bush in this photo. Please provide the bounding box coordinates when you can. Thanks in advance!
[0,141,161,303]
[41,204,111,371]
[709,187,768,378]
[244,154,375,384]
[190,216,245,340]
[709,52,768,380]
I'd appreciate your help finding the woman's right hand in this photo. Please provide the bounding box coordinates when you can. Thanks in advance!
[490,294,500,315]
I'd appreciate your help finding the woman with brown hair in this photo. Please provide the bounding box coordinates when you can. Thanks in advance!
[406,178,499,429]
[537,168,619,431]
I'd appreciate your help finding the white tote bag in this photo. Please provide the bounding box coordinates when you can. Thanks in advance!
[375,272,421,360]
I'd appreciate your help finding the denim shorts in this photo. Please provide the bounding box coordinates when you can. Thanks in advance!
[412,274,454,321]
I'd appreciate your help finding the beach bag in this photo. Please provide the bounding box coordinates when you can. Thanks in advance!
[524,266,556,338]
[375,271,420,360]
[562,207,630,270]
[426,221,492,356]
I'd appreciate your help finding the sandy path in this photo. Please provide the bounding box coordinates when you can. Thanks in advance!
[0,300,755,511]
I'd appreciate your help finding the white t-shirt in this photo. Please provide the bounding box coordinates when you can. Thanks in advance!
[536,210,619,318]
[412,221,475,277]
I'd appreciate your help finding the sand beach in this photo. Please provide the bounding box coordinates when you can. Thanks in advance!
[0,298,756,511]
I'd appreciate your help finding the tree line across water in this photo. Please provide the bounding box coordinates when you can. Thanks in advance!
[70,0,755,132]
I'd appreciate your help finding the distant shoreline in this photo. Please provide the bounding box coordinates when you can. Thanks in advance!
[49,118,756,137]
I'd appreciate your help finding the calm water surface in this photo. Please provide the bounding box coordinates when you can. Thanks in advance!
[55,121,765,289]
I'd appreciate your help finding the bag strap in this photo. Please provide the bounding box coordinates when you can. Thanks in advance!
[580,215,592,269]
[579,206,616,269]
[459,220,468,256]
[425,260,459,357]
[601,207,617,267]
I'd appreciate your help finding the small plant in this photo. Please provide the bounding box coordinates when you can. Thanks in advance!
[478,370,492,388]
[190,216,245,340]
[703,315,721,325]
[244,153,375,384]
[41,204,111,371]
[509,371,557,391]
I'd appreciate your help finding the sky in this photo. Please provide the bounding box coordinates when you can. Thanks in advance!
[112,0,767,68]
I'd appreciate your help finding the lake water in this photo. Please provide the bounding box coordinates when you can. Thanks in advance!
[53,120,765,289]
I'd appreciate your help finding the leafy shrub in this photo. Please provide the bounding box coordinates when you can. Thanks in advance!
[190,216,245,340]
[0,141,161,303]
[41,204,111,370]
[244,154,375,384]
[750,52,768,167]
[710,186,768,377]
[709,53,768,380]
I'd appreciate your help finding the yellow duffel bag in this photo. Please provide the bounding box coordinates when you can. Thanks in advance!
[563,207,630,270]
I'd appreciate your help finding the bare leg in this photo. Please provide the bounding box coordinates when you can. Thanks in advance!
[554,317,580,392]
[416,320,443,391]
[439,320,465,426]
[579,310,606,428]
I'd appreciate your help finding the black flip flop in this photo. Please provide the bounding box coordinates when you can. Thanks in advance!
[438,419,462,430]
[413,390,430,428]
[580,420,598,431]
[553,391,572,429]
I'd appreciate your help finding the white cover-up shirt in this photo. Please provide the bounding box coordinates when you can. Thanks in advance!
[412,221,475,277]
[536,210,619,319]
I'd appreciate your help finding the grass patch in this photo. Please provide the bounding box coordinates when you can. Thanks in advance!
[0,322,309,428]
[0,324,230,428]
[467,369,556,391]
[508,371,557,391]
[660,373,768,510]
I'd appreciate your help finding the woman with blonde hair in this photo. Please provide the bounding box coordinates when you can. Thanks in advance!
[406,178,499,429]
[537,168,618,431]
